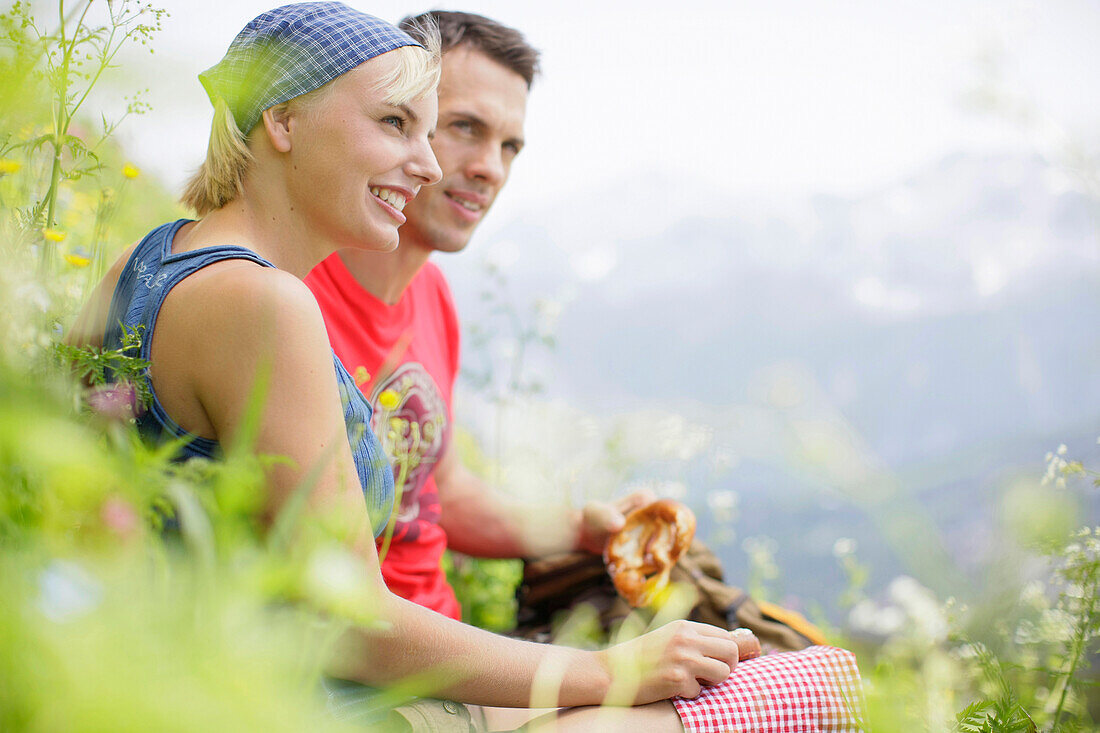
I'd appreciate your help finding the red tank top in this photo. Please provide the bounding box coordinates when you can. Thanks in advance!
[306,254,462,620]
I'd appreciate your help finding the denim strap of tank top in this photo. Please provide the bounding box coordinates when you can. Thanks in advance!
[103,219,394,537]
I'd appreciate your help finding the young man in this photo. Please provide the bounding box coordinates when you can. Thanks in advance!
[305,11,650,620]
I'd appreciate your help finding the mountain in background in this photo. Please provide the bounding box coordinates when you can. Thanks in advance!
[439,152,1100,619]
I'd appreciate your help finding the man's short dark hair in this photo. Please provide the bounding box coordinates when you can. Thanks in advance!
[399,10,540,89]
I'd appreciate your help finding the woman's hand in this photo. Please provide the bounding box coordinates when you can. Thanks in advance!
[597,621,756,704]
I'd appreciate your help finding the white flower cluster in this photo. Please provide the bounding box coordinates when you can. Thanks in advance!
[1042,443,1071,488]
[832,537,858,558]
[741,535,780,583]
[847,575,949,643]
[705,488,739,524]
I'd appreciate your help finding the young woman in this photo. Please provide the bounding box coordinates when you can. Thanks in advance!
[69,4,754,730]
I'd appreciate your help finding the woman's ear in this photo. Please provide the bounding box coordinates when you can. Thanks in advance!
[262,103,293,153]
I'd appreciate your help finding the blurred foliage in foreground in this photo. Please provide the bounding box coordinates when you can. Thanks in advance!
[1,1,1098,731]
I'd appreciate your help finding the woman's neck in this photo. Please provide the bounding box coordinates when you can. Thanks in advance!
[178,195,330,279]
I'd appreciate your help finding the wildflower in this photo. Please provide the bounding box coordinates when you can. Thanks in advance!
[64,253,91,268]
[16,281,50,313]
[706,488,738,511]
[353,365,370,386]
[85,382,142,421]
[100,495,140,539]
[0,158,21,174]
[70,191,97,215]
[706,488,739,522]
[306,546,372,617]
[42,228,66,242]
[378,389,400,410]
[122,163,140,179]
[832,537,858,558]
[888,575,948,641]
[848,599,905,637]
[38,561,102,622]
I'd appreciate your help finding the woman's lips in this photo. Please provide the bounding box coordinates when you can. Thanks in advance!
[370,186,408,225]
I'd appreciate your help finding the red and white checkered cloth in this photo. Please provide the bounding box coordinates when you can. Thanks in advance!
[672,646,865,733]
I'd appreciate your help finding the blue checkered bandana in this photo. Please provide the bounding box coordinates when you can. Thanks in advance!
[199,2,421,135]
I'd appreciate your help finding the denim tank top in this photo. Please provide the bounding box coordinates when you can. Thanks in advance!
[104,219,395,538]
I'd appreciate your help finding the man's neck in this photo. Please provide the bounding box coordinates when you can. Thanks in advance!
[337,237,433,305]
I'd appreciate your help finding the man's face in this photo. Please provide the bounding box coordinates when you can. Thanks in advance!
[399,45,529,253]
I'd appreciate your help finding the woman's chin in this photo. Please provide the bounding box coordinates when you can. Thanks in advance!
[339,226,400,254]
[375,231,400,253]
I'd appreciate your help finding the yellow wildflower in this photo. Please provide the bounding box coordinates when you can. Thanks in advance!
[0,159,21,174]
[70,191,96,214]
[64,253,91,268]
[353,365,370,386]
[122,163,140,179]
[42,228,66,242]
[378,389,400,410]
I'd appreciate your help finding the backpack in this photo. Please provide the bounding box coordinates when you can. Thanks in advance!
[513,539,827,653]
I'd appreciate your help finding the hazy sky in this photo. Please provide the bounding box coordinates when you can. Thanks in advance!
[107,0,1100,226]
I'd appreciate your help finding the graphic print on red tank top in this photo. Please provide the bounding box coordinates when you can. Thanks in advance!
[370,361,449,542]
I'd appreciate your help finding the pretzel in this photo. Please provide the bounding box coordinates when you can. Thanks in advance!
[604,499,696,607]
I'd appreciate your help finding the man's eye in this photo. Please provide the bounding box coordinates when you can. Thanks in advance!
[503,142,521,156]
[451,120,474,134]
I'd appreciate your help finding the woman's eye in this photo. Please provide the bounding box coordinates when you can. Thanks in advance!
[382,116,406,131]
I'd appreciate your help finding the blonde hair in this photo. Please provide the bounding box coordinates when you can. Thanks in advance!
[181,98,253,216]
[181,32,441,216]
[374,17,441,106]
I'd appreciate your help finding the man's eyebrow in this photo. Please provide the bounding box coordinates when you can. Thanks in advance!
[445,109,524,148]
[446,109,486,128]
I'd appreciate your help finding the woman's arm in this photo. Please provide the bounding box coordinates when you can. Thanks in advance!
[171,265,741,708]
[65,243,138,349]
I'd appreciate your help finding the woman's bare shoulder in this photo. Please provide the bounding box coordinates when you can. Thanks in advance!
[182,261,324,327]
[164,260,333,367]
[153,260,340,445]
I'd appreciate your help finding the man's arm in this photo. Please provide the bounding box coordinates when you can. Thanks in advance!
[435,439,655,559]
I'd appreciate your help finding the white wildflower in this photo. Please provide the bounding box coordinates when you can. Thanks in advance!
[37,560,102,622]
[706,488,739,523]
[888,575,948,642]
[833,537,858,558]
[306,546,370,606]
[706,488,737,511]
[533,298,563,338]
[849,599,905,637]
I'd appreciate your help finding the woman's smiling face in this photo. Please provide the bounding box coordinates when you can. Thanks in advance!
[281,51,442,253]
